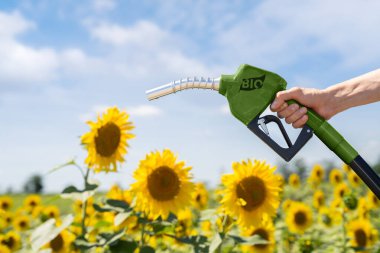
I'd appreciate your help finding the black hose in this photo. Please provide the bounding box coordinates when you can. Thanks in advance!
[349,155,380,200]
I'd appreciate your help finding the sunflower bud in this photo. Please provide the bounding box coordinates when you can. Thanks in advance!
[343,193,358,210]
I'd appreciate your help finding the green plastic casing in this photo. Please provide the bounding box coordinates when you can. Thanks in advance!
[219,64,358,164]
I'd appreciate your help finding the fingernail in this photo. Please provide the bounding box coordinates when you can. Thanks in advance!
[271,100,279,110]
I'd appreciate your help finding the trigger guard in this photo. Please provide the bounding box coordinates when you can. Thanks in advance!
[247,115,313,162]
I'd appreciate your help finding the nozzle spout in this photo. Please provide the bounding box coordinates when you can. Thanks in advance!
[146,77,220,100]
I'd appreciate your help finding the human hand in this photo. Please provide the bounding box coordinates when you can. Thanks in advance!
[270,87,331,128]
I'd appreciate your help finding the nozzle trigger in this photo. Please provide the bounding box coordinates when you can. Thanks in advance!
[247,115,313,162]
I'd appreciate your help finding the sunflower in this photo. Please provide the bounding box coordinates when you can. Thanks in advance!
[107,184,125,200]
[275,174,285,189]
[312,190,325,210]
[308,164,324,186]
[367,191,380,209]
[241,219,275,253]
[23,194,41,211]
[348,172,362,187]
[329,168,343,185]
[358,197,370,219]
[347,219,374,249]
[288,173,300,188]
[282,199,294,212]
[334,183,349,200]
[81,107,134,173]
[131,149,194,220]
[43,205,60,220]
[176,208,194,237]
[193,183,209,210]
[1,212,13,228]
[286,202,313,234]
[318,207,341,227]
[342,163,351,173]
[0,231,21,251]
[220,159,281,228]
[0,245,10,253]
[13,215,30,231]
[0,197,12,211]
[44,230,75,253]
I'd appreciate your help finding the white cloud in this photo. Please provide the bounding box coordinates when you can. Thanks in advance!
[128,105,163,117]
[0,11,35,37]
[217,0,380,69]
[93,0,116,12]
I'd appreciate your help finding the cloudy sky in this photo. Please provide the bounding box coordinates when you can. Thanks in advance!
[0,0,379,192]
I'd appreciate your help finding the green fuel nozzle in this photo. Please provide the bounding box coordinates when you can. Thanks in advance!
[146,64,380,199]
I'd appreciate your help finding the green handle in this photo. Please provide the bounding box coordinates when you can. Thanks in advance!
[287,100,358,164]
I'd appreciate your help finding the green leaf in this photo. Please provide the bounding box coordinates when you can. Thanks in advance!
[200,209,216,221]
[106,199,131,211]
[139,245,155,253]
[109,240,138,253]
[99,229,126,246]
[228,234,246,244]
[74,238,100,250]
[209,233,223,253]
[114,212,132,227]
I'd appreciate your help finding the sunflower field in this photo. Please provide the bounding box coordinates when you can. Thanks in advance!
[0,107,380,253]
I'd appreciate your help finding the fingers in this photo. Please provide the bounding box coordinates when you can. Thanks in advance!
[285,107,307,124]
[270,87,302,112]
[278,104,299,119]
[292,115,308,128]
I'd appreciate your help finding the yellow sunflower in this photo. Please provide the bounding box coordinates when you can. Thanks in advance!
[0,231,21,251]
[288,173,300,188]
[358,197,370,219]
[367,191,380,209]
[81,107,134,173]
[0,245,10,253]
[220,159,281,228]
[241,219,275,253]
[43,206,60,220]
[347,219,374,249]
[275,174,285,189]
[193,183,209,210]
[23,194,41,210]
[334,183,349,200]
[318,207,341,227]
[342,163,351,173]
[285,202,313,234]
[329,168,343,185]
[308,164,324,186]
[348,172,362,187]
[312,190,325,210]
[1,212,13,228]
[107,184,125,200]
[176,208,194,237]
[44,230,75,253]
[131,149,195,220]
[13,215,30,231]
[282,199,294,212]
[0,197,12,211]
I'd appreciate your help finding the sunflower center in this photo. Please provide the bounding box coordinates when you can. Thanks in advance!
[316,170,321,177]
[30,200,37,207]
[236,176,266,211]
[322,214,331,225]
[1,202,9,210]
[354,229,367,247]
[251,228,269,249]
[95,122,121,157]
[339,189,345,198]
[147,166,180,201]
[19,221,27,228]
[3,237,15,249]
[294,211,307,226]
[334,175,341,183]
[50,234,64,252]
[195,194,201,203]
[317,196,324,206]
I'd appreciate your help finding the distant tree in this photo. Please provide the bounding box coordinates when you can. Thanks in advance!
[23,174,44,193]
[293,158,308,180]
[373,156,380,175]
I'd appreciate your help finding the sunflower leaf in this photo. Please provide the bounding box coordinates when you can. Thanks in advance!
[109,240,138,253]
[106,199,131,211]
[139,246,155,253]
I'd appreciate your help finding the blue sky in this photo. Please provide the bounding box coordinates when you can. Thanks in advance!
[0,0,379,192]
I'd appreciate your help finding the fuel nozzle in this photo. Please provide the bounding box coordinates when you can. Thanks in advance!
[146,76,220,100]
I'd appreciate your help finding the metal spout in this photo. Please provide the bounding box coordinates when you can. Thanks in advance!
[146,76,220,100]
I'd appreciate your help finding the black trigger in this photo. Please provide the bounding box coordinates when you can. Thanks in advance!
[247,115,313,162]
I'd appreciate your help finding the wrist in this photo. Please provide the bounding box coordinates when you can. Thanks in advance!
[319,88,339,119]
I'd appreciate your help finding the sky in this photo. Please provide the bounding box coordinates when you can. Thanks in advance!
[0,0,379,193]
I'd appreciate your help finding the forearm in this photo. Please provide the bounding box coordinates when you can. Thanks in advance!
[324,69,380,116]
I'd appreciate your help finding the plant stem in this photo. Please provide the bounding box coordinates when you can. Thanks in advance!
[140,214,146,247]
[81,168,90,238]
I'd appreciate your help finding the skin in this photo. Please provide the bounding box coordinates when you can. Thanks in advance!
[270,69,380,128]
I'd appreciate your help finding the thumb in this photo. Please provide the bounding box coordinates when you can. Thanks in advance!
[271,87,302,110]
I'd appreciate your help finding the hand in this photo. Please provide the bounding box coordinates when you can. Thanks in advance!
[270,87,332,128]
